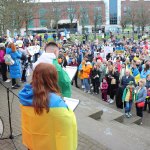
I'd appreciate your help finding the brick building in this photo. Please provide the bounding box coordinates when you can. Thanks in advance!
[27,0,150,33]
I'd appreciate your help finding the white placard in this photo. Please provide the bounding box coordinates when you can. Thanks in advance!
[63,66,77,81]
[104,46,113,56]
[64,97,80,111]
[27,46,40,56]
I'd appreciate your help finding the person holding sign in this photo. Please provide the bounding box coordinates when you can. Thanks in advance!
[33,42,71,98]
[19,63,77,150]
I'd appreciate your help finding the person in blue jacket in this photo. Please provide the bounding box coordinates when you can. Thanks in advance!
[135,79,147,124]
[140,64,150,79]
[6,43,22,89]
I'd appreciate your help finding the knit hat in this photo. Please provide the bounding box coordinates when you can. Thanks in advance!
[128,81,134,85]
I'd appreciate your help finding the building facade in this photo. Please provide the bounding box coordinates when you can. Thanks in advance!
[28,0,150,33]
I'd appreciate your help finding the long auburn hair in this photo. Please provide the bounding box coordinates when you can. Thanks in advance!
[8,43,16,52]
[32,63,60,115]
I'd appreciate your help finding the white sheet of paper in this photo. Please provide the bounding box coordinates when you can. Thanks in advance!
[64,97,80,111]
[63,66,77,81]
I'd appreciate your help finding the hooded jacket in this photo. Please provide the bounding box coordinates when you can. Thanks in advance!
[6,48,22,79]
[82,63,92,79]
[18,84,77,150]
[33,53,71,98]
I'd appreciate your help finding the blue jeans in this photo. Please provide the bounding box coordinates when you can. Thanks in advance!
[83,78,90,91]
[125,101,132,113]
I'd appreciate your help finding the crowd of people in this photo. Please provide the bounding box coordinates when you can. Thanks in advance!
[0,33,150,149]
[0,34,150,123]
[52,35,150,123]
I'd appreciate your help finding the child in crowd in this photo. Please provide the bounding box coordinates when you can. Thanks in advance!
[91,63,100,94]
[100,78,108,101]
[122,81,135,118]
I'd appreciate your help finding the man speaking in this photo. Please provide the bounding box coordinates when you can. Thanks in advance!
[33,42,71,98]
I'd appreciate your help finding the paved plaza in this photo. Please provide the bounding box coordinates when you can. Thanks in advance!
[0,80,150,150]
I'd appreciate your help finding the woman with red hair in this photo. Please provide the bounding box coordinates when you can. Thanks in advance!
[6,43,22,89]
[19,63,77,150]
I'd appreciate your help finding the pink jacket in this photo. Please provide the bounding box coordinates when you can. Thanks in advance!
[0,50,5,63]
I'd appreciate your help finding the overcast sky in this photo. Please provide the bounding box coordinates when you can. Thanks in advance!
[38,0,100,2]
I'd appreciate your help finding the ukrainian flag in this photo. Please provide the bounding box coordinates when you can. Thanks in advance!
[19,84,77,150]
[131,68,140,84]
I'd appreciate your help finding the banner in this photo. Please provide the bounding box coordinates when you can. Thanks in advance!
[115,46,125,54]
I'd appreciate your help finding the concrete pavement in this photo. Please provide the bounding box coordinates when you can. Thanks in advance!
[0,80,150,150]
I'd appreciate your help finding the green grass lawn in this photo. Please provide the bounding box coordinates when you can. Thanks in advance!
[70,33,142,42]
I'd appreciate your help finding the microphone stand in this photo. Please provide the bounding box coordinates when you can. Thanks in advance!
[0,81,21,149]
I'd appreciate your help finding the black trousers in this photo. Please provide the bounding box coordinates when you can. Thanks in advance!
[136,104,144,118]
[93,80,100,93]
[72,71,78,87]
[0,63,8,81]
[115,87,124,109]
[12,78,16,86]
[109,84,117,99]
[144,97,150,111]
[21,69,26,82]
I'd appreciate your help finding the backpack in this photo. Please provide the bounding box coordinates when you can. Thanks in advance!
[4,54,14,65]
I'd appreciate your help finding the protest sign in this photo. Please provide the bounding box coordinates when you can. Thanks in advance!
[27,45,40,56]
[63,66,77,81]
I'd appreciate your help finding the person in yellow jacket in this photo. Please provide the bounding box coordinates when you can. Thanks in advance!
[82,61,92,93]
[18,63,77,150]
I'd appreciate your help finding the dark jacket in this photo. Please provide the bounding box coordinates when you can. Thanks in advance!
[106,71,119,86]
[146,80,150,89]
[91,69,101,82]
[121,75,135,90]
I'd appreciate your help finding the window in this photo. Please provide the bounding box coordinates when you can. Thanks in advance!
[80,7,89,26]
[67,7,76,20]
[94,7,102,25]
[28,20,34,28]
[109,0,117,25]
[39,8,47,27]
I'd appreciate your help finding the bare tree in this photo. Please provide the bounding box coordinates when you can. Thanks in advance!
[20,0,39,35]
[136,1,150,35]
[125,1,138,37]
[0,0,39,35]
[120,14,129,33]
[93,7,103,39]
[80,6,89,34]
[51,0,62,34]
[66,0,79,33]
